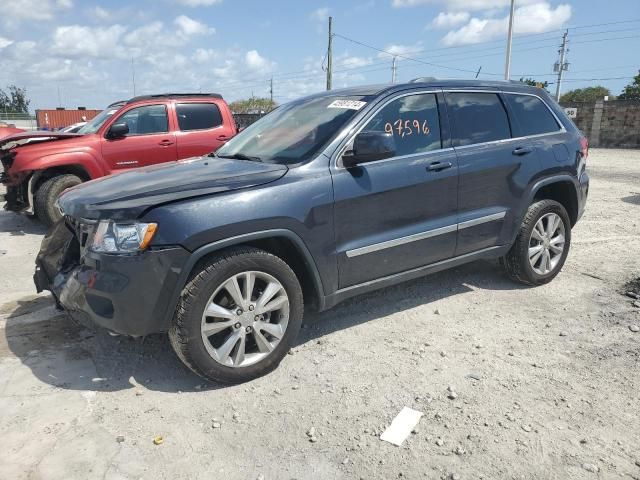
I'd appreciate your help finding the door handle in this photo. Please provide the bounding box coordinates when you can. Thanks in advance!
[158,139,174,146]
[216,135,231,141]
[426,161,453,172]
[512,146,533,156]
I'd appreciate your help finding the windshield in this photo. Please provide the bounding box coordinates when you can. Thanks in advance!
[216,95,371,164]
[77,107,120,134]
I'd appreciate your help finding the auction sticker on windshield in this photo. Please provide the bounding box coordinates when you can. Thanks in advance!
[327,100,367,110]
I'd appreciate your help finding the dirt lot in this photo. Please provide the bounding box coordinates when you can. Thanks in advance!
[1,149,639,480]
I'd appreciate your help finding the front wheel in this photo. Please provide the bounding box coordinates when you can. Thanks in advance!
[35,174,82,226]
[503,199,571,286]
[169,247,303,384]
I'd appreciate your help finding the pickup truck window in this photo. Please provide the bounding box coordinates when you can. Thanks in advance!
[446,92,511,146]
[77,107,118,134]
[176,103,223,131]
[216,95,372,165]
[116,105,169,136]
[363,93,442,156]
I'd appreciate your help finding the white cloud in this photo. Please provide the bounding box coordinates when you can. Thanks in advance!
[377,42,423,59]
[192,48,219,64]
[441,2,571,46]
[245,50,276,73]
[52,24,127,58]
[393,0,539,11]
[174,15,215,36]
[92,6,111,20]
[430,11,470,29]
[337,55,373,69]
[57,0,73,8]
[0,37,14,49]
[176,0,223,6]
[310,7,330,21]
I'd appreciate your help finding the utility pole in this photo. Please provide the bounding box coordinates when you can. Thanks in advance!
[504,0,515,80]
[326,16,333,91]
[269,77,273,103]
[57,86,62,107]
[131,57,136,96]
[554,30,569,101]
[391,56,397,84]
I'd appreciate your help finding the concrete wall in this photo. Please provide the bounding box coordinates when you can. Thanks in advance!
[560,100,640,148]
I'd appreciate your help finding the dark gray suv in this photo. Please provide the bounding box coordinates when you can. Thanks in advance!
[34,79,589,383]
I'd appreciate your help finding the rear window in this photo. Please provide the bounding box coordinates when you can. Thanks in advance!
[504,93,561,136]
[446,92,511,146]
[176,103,223,131]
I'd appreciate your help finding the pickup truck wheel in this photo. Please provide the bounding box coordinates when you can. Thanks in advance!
[503,199,571,286]
[169,247,303,384]
[35,174,82,226]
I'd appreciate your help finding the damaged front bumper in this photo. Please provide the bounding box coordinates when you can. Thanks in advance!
[34,219,190,336]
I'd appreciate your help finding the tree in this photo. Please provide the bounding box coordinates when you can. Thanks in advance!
[560,86,611,103]
[228,97,276,114]
[618,71,640,100]
[519,77,549,90]
[0,85,30,114]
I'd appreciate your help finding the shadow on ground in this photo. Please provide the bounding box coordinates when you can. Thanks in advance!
[0,213,47,236]
[4,259,525,393]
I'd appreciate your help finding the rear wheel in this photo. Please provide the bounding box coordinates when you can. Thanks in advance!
[35,174,82,226]
[169,247,303,383]
[503,199,571,285]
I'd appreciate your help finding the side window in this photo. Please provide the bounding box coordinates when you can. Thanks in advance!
[176,103,223,131]
[363,93,442,157]
[116,105,168,135]
[446,92,511,146]
[504,94,561,136]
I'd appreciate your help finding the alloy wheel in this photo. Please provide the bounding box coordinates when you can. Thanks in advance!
[200,271,290,367]
[528,212,566,275]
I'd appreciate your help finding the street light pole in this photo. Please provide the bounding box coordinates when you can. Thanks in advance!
[504,0,516,80]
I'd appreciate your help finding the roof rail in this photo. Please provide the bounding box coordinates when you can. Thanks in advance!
[108,100,127,108]
[126,93,223,104]
[409,77,438,83]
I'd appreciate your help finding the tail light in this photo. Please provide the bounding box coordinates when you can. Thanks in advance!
[579,136,589,160]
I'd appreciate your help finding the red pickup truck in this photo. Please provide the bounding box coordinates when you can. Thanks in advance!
[1,93,237,225]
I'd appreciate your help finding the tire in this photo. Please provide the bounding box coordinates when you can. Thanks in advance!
[503,199,571,286]
[169,247,304,384]
[35,174,82,226]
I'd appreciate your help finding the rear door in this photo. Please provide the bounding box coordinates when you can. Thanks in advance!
[101,104,177,169]
[445,90,539,256]
[174,102,236,158]
[332,91,459,288]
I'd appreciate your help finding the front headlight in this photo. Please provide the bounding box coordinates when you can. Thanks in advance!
[90,221,158,253]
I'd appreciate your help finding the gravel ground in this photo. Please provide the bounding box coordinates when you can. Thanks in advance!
[1,148,639,480]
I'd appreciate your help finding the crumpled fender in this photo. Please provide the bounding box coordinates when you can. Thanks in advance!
[11,151,110,179]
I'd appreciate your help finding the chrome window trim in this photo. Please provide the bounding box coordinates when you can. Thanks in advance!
[332,88,568,168]
[346,224,457,258]
[333,89,443,170]
[458,211,506,230]
[443,89,566,149]
[345,210,506,258]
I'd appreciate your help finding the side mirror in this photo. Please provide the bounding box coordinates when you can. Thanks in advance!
[107,123,129,139]
[342,131,395,168]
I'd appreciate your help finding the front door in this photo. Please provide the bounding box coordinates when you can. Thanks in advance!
[102,104,178,170]
[444,90,540,256]
[332,91,458,288]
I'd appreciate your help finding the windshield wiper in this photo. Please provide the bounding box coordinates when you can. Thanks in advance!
[215,152,262,162]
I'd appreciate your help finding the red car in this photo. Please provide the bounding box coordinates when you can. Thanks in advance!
[1,93,237,225]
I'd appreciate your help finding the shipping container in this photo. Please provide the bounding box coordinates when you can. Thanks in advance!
[35,109,102,130]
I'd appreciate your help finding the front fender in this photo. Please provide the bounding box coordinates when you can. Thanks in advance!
[158,229,326,330]
[12,151,109,179]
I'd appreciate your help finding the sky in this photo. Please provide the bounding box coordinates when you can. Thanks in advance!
[0,0,639,111]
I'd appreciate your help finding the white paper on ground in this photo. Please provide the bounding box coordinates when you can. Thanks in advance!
[380,407,424,446]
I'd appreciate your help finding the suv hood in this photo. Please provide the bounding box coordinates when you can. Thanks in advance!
[58,156,288,220]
